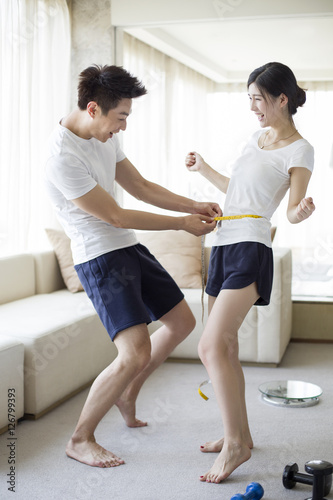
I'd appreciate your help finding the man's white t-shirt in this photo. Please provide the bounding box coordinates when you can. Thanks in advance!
[45,124,138,264]
[212,130,314,248]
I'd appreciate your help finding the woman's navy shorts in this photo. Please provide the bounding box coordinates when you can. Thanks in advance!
[205,242,273,305]
[75,244,184,340]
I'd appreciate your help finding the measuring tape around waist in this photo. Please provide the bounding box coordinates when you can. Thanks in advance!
[214,214,263,221]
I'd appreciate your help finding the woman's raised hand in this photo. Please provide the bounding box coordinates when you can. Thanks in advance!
[185,152,205,172]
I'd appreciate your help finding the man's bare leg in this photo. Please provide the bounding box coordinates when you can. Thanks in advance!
[66,324,152,467]
[116,299,195,426]
[198,284,259,483]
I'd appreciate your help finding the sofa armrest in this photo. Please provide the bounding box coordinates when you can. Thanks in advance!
[255,247,292,363]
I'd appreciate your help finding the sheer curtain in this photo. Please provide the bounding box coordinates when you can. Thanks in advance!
[0,0,71,257]
[122,33,332,260]
[121,32,216,215]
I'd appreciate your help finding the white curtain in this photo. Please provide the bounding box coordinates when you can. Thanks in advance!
[0,0,71,256]
[121,32,216,216]
[122,33,333,258]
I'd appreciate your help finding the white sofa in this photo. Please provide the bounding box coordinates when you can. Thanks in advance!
[0,251,117,427]
[0,230,292,433]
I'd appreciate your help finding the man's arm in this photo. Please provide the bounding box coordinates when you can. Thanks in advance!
[71,184,216,236]
[115,157,221,218]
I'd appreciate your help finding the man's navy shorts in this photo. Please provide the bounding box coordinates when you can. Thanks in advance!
[74,244,184,340]
[205,242,273,305]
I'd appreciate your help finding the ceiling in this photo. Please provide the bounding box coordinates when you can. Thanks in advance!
[112,0,333,85]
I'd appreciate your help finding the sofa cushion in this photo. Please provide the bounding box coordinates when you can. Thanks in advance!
[137,230,202,288]
[34,251,65,294]
[0,290,95,337]
[45,228,83,293]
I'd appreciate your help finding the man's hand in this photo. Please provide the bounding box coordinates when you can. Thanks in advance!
[193,201,222,218]
[182,214,217,236]
[296,197,315,221]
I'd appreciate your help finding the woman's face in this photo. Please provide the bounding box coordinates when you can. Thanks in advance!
[248,82,283,128]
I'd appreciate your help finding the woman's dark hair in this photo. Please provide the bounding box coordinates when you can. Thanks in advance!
[247,62,306,115]
[77,64,147,114]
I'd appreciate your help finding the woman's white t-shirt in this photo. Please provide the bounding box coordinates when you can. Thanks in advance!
[212,130,314,248]
[45,124,138,265]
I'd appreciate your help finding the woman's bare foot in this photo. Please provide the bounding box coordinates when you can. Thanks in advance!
[200,435,253,453]
[116,397,147,428]
[200,441,251,483]
[66,436,125,468]
[200,438,224,453]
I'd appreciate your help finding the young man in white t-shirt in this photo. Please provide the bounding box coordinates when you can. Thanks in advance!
[45,64,221,468]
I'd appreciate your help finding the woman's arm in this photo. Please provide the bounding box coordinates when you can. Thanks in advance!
[185,152,230,194]
[115,157,221,218]
[287,167,315,223]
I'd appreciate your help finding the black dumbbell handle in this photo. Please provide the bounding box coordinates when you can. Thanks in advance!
[293,471,314,487]
[286,470,328,499]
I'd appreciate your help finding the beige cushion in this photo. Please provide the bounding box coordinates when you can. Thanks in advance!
[45,229,83,293]
[138,230,202,288]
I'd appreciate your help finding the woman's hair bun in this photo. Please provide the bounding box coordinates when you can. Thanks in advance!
[296,86,306,108]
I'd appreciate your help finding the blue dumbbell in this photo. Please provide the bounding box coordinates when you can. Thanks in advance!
[230,481,264,500]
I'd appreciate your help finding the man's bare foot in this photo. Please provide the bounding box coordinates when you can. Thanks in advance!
[200,436,253,453]
[116,397,147,428]
[199,441,251,483]
[66,436,125,468]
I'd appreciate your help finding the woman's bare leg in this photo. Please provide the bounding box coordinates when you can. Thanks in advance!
[200,294,253,453]
[198,284,259,482]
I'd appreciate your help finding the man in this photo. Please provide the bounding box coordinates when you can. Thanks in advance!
[45,64,220,468]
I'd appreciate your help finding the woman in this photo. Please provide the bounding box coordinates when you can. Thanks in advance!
[185,62,315,483]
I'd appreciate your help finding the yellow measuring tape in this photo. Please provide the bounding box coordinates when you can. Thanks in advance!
[214,214,263,221]
[198,380,211,401]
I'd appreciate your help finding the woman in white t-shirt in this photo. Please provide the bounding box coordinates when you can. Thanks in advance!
[185,62,315,483]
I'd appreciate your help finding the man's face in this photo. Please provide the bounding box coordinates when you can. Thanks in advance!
[92,98,132,142]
